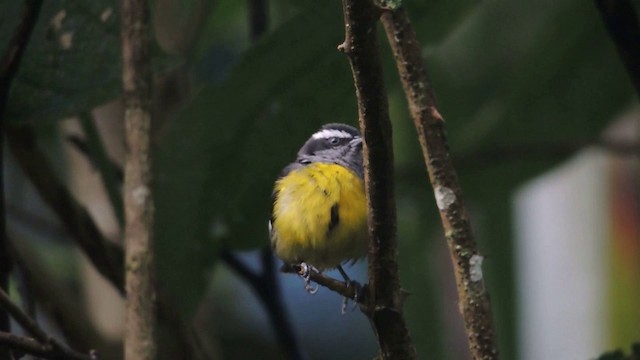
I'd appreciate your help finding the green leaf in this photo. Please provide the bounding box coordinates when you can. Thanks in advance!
[3,1,121,123]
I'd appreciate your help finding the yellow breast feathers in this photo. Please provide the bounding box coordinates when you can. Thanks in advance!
[271,163,367,269]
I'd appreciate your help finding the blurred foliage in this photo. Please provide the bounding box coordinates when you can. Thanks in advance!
[597,343,640,360]
[0,0,120,123]
[1,0,637,358]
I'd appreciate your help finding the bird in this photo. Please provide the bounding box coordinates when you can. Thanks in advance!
[269,123,367,297]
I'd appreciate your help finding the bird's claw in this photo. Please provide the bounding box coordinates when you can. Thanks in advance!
[299,262,320,294]
[341,280,363,314]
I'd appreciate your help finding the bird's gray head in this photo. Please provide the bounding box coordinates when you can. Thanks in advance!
[297,123,363,178]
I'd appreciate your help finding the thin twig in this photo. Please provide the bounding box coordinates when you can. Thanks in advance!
[0,0,45,348]
[280,263,360,300]
[9,238,120,357]
[0,332,96,360]
[380,6,497,359]
[0,287,48,343]
[0,289,96,360]
[121,0,157,357]
[338,0,417,358]
[595,0,640,98]
[0,331,50,358]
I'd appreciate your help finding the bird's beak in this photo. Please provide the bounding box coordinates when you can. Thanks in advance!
[350,137,362,148]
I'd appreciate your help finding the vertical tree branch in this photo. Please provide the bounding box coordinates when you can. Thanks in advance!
[379,7,498,359]
[338,0,416,358]
[121,0,157,358]
[0,1,44,354]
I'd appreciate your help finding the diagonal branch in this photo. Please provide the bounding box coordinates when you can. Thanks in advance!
[0,287,49,344]
[6,124,125,294]
[0,331,94,360]
[0,288,96,360]
[380,6,498,359]
[7,124,211,360]
[222,249,305,360]
[338,0,417,358]
[280,263,360,300]
[9,238,120,357]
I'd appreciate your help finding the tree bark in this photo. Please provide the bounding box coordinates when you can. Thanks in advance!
[338,0,417,358]
[380,7,498,359]
[121,0,157,358]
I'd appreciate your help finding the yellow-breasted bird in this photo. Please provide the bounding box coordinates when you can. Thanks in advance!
[269,123,367,294]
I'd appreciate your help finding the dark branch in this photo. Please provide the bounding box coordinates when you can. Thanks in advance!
[0,289,96,360]
[65,135,124,182]
[0,331,96,360]
[338,0,417,358]
[74,112,125,226]
[7,203,68,242]
[380,6,498,359]
[7,124,210,359]
[0,287,48,344]
[9,238,120,357]
[221,250,261,286]
[222,249,305,360]
[257,248,304,360]
[280,263,361,301]
[595,0,640,98]
[6,125,125,294]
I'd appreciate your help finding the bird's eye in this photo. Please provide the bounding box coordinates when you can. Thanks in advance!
[328,137,340,145]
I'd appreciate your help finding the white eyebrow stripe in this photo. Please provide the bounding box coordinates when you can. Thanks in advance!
[311,129,353,139]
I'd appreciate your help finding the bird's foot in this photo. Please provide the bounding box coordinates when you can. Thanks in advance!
[299,262,320,294]
[341,280,363,314]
